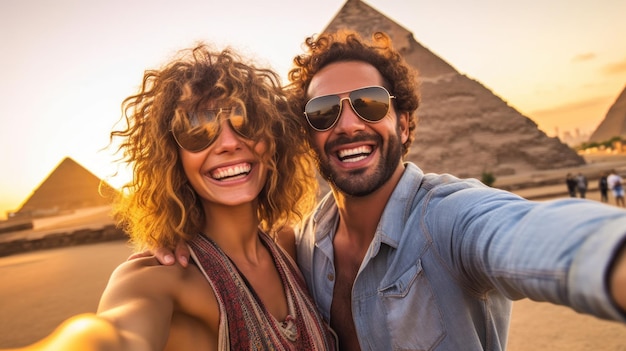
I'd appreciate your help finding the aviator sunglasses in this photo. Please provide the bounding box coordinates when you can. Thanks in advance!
[304,85,396,131]
[171,105,252,152]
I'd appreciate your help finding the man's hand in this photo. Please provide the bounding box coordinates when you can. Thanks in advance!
[610,241,626,311]
[127,242,191,267]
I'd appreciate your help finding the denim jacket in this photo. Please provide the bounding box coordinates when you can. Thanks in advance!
[296,163,626,350]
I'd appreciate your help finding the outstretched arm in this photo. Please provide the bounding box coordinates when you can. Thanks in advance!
[5,314,123,351]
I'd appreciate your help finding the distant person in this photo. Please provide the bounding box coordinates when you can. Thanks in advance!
[576,172,588,198]
[599,172,609,203]
[10,44,336,350]
[608,169,626,207]
[566,172,577,197]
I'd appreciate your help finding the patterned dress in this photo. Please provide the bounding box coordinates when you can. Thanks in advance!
[188,231,337,350]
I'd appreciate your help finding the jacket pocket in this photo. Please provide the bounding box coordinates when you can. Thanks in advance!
[379,260,445,350]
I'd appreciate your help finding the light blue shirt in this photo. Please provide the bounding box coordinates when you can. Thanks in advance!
[296,163,626,350]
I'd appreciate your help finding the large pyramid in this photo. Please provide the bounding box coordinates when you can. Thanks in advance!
[322,0,585,177]
[588,85,626,143]
[14,157,115,217]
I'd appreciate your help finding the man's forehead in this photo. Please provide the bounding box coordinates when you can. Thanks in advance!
[307,61,384,98]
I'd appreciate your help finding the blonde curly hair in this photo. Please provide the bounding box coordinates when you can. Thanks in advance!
[110,43,318,250]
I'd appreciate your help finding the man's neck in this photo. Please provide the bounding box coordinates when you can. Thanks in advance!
[332,162,406,246]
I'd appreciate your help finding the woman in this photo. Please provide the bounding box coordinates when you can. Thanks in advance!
[12,44,336,350]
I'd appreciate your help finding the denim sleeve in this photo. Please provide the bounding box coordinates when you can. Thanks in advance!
[424,186,626,322]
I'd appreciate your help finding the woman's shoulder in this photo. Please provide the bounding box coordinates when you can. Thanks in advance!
[114,255,174,274]
[108,255,198,293]
[101,254,215,313]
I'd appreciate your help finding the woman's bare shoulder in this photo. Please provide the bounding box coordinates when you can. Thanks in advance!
[107,255,205,293]
[99,255,217,319]
[109,256,177,282]
[113,255,218,306]
[98,257,185,308]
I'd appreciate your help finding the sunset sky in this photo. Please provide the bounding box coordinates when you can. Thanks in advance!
[1,0,625,219]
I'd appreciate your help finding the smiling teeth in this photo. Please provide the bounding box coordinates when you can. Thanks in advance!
[212,164,251,180]
[337,146,372,162]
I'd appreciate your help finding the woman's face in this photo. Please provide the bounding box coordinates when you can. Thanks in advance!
[177,103,268,208]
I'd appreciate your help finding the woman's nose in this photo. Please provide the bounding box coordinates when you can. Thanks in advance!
[211,119,241,150]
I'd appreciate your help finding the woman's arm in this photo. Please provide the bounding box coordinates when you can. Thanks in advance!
[6,314,123,351]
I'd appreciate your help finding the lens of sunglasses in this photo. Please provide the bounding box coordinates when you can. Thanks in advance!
[172,106,249,152]
[304,86,394,131]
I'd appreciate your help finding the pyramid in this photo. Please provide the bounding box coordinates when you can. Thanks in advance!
[15,157,115,216]
[588,85,626,143]
[322,0,585,177]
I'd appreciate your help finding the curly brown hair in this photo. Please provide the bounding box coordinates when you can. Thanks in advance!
[287,30,420,156]
[110,43,318,250]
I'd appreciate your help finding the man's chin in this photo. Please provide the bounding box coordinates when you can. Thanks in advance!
[330,177,377,197]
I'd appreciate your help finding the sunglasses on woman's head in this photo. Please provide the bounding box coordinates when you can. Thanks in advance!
[171,105,251,152]
[304,85,396,131]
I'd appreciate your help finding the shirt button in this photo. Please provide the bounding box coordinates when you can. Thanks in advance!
[327,273,335,281]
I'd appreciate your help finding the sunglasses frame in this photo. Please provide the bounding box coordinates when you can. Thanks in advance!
[303,85,396,132]
[171,106,249,152]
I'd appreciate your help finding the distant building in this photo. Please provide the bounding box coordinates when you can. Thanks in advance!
[7,157,116,220]
[561,129,591,147]
[589,85,626,143]
[325,0,584,178]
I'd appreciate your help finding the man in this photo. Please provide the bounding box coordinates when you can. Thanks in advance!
[599,171,609,203]
[566,172,577,197]
[158,31,626,350]
[286,31,626,350]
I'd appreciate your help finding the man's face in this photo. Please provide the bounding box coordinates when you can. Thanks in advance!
[305,61,408,196]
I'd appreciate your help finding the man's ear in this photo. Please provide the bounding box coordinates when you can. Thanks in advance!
[398,111,410,144]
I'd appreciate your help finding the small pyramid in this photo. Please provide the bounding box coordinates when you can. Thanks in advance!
[16,157,115,216]
[588,85,626,143]
[323,0,585,177]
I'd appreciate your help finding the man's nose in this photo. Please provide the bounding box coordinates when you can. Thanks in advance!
[334,98,366,133]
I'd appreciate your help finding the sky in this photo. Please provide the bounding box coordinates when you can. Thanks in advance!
[1,0,625,219]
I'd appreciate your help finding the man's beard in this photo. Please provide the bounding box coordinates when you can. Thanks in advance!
[314,130,403,197]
